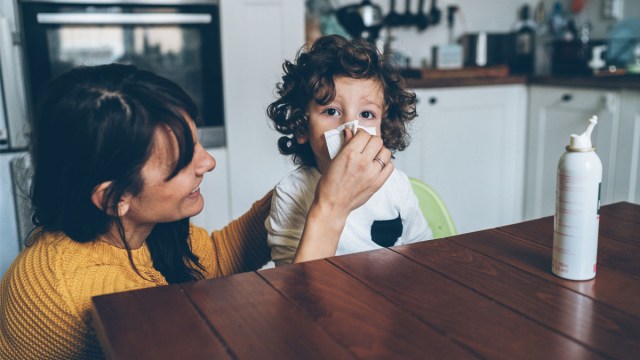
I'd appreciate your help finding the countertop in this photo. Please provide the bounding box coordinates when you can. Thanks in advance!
[529,74,640,91]
[406,75,528,89]
[404,67,640,91]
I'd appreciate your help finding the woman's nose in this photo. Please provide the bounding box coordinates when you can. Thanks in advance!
[195,144,216,175]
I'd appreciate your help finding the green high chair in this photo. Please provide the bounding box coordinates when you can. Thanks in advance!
[409,178,457,239]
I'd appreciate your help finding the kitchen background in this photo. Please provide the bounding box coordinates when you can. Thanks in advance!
[318,0,640,71]
[1,0,639,276]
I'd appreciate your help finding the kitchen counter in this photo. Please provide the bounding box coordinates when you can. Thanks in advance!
[529,74,640,91]
[406,75,527,89]
[404,67,640,91]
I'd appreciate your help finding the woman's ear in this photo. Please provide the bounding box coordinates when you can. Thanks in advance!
[91,182,131,217]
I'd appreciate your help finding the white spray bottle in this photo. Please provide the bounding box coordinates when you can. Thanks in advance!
[552,116,602,280]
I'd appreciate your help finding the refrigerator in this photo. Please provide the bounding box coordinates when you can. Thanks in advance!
[0,151,26,277]
[0,76,31,276]
[0,99,29,276]
[0,0,29,151]
[0,0,30,276]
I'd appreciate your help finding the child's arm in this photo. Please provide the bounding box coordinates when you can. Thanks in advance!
[294,130,394,263]
[266,184,310,266]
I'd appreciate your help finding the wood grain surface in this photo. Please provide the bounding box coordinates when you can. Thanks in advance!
[92,202,640,360]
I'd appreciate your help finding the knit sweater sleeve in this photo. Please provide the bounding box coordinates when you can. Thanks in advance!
[0,237,137,360]
[192,191,272,278]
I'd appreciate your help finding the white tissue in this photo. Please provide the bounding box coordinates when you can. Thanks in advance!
[324,120,377,159]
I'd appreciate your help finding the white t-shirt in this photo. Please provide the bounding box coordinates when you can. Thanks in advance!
[266,165,433,266]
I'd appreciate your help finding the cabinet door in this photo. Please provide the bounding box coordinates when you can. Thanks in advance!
[525,86,619,219]
[395,85,527,234]
[221,0,303,217]
[615,91,640,204]
[0,152,22,277]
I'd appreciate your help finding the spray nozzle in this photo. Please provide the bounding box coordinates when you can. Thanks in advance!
[569,116,598,150]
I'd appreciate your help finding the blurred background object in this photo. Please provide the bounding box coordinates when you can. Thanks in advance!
[304,0,640,77]
[431,5,463,69]
[512,4,536,74]
[606,18,640,68]
[336,0,384,42]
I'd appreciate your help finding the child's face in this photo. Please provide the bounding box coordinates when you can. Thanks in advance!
[300,76,384,174]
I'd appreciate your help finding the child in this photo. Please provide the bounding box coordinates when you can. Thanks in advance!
[266,34,432,266]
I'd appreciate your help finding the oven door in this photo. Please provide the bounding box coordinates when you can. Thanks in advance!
[19,0,225,147]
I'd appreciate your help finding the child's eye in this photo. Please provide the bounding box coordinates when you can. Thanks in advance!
[360,111,375,119]
[323,108,341,116]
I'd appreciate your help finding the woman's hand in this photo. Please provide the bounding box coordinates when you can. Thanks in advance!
[293,130,393,263]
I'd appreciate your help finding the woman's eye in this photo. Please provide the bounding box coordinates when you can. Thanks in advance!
[360,111,375,119]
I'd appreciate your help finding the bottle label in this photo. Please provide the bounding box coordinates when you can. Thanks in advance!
[516,33,532,54]
[552,170,600,280]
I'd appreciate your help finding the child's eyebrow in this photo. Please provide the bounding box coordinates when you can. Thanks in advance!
[361,99,383,107]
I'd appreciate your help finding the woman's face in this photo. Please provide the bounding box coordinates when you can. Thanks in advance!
[124,118,216,225]
[302,76,384,173]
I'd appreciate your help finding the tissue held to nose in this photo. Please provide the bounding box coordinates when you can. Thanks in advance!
[324,120,377,159]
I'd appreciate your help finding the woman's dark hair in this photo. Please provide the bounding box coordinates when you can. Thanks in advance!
[267,34,417,167]
[29,63,205,283]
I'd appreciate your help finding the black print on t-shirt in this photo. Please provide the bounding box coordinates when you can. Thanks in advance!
[370,215,403,247]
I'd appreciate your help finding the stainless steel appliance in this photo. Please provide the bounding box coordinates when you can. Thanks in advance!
[461,32,514,68]
[17,0,225,147]
[0,3,29,151]
[551,39,606,76]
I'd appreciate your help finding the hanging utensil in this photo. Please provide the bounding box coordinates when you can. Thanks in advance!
[428,0,441,26]
[416,0,429,31]
[401,0,414,26]
[385,0,402,27]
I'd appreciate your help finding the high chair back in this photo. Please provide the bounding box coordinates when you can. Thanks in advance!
[409,178,457,239]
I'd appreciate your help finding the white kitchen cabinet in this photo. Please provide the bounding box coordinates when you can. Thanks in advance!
[395,85,527,234]
[0,152,22,277]
[614,90,640,204]
[220,0,303,218]
[525,86,620,220]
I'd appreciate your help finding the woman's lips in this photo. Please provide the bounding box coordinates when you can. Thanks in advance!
[188,187,200,198]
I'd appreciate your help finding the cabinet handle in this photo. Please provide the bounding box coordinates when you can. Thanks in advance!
[561,93,573,102]
[429,97,437,105]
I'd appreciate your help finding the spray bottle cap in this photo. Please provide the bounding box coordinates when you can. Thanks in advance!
[568,116,597,150]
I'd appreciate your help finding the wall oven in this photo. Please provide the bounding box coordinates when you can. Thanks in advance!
[18,0,225,147]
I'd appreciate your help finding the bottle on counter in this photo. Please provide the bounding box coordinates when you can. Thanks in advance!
[552,116,602,281]
[549,1,567,39]
[533,1,551,76]
[512,4,536,74]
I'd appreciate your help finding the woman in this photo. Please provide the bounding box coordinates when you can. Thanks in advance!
[0,64,392,359]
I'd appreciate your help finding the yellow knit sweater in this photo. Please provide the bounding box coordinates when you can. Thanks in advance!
[0,193,271,360]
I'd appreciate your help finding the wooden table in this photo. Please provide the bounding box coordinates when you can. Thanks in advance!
[92,202,640,359]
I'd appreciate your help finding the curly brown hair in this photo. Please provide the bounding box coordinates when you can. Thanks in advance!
[267,34,417,167]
